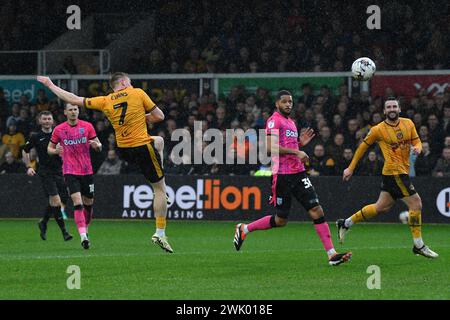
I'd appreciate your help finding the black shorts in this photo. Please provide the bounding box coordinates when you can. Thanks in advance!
[269,172,320,218]
[39,172,68,201]
[117,141,164,183]
[381,174,417,200]
[64,174,95,198]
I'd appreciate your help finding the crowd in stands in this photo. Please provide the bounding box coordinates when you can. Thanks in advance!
[2,1,449,74]
[1,0,449,176]
[128,1,450,74]
[1,82,449,177]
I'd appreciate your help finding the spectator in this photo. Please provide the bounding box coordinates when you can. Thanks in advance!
[201,36,222,66]
[60,55,78,74]
[418,125,430,145]
[344,118,360,149]
[331,114,345,134]
[414,141,437,176]
[127,48,146,74]
[442,104,450,135]
[148,49,166,73]
[358,151,383,176]
[184,48,206,73]
[97,150,123,175]
[427,113,445,155]
[258,51,272,72]
[35,89,50,111]
[19,95,31,109]
[297,83,315,109]
[336,147,354,175]
[0,139,10,164]
[16,108,32,137]
[327,133,345,163]
[444,136,450,149]
[6,103,21,127]
[0,151,25,174]
[308,144,336,176]
[1,124,25,159]
[0,87,8,120]
[314,125,333,151]
[198,94,215,117]
[432,147,450,177]
[249,61,258,73]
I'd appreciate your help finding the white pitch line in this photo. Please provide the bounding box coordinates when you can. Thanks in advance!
[1,245,448,261]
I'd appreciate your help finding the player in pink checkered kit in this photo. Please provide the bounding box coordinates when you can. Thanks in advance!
[48,103,102,250]
[233,90,352,266]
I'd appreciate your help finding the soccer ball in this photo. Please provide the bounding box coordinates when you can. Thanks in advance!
[399,211,409,224]
[351,57,376,81]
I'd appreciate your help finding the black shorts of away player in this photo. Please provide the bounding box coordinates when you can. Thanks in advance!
[381,174,417,200]
[117,141,164,183]
[64,174,94,198]
[269,172,320,219]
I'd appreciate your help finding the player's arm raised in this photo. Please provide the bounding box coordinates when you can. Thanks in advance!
[299,127,315,147]
[37,76,84,106]
[343,127,378,181]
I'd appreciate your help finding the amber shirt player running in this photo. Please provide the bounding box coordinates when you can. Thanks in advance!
[337,98,438,258]
[37,73,173,253]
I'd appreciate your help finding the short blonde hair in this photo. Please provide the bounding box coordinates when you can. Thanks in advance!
[109,72,128,89]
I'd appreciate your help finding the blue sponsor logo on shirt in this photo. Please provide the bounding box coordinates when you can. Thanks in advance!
[285,130,298,138]
[63,137,87,145]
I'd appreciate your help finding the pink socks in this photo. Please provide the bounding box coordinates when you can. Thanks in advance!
[314,222,334,252]
[74,208,87,235]
[247,215,273,232]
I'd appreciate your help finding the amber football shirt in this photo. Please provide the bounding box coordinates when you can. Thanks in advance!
[349,117,421,175]
[84,87,156,148]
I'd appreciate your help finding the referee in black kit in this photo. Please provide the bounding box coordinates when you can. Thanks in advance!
[22,111,73,241]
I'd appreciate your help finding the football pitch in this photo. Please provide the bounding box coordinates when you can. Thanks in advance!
[0,219,448,300]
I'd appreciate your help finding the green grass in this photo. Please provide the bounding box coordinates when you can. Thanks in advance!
[0,219,448,300]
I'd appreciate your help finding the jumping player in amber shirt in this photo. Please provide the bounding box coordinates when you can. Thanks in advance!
[37,73,173,253]
[337,98,438,258]
[233,90,352,266]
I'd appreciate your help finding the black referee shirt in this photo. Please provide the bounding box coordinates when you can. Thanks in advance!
[23,130,62,174]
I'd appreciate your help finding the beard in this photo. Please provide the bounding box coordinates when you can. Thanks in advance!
[279,108,291,116]
[387,111,399,121]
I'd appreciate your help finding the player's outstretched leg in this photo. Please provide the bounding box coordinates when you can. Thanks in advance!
[233,215,279,251]
[310,214,352,266]
[412,245,439,258]
[337,204,378,244]
[328,252,353,266]
[402,195,439,259]
[233,223,247,251]
[408,210,438,258]
[151,179,173,253]
[336,218,349,244]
